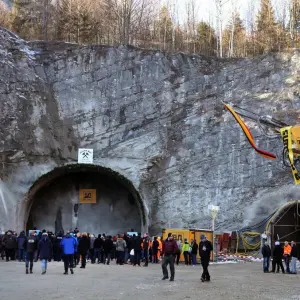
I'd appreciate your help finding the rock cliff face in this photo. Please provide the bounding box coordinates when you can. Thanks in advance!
[1,27,300,234]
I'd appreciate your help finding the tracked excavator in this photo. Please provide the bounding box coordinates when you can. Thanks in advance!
[224,103,300,184]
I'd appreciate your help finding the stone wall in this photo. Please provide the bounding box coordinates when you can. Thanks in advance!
[1,27,300,234]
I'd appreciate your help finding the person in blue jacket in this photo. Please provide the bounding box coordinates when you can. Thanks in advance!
[38,232,53,275]
[70,232,78,267]
[61,232,78,275]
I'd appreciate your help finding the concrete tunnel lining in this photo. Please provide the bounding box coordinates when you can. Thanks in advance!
[19,164,148,233]
[266,200,300,258]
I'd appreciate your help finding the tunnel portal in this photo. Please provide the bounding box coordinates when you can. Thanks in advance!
[25,164,144,235]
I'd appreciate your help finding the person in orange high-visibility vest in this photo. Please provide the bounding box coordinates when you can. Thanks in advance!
[283,241,292,273]
[149,239,153,263]
[157,237,162,260]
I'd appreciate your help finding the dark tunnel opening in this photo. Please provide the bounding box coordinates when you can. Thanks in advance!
[269,201,300,259]
[25,164,146,235]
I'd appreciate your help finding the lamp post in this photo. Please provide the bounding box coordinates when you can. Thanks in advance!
[208,205,220,262]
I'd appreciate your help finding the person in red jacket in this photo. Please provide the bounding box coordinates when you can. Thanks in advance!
[161,233,178,282]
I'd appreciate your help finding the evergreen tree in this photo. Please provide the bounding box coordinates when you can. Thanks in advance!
[256,0,278,53]
[222,12,246,57]
[9,0,51,40]
[9,0,31,38]
[157,6,173,50]
[55,0,74,42]
[196,22,216,56]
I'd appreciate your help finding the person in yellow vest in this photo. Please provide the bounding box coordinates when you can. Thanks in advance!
[182,238,190,266]
[283,241,292,273]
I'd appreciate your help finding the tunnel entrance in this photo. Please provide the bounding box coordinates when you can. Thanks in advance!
[267,200,300,258]
[25,164,146,235]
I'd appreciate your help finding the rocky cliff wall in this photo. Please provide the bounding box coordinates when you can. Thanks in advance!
[1,27,300,233]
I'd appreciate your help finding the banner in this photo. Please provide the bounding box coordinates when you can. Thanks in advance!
[280,126,300,184]
[79,189,96,203]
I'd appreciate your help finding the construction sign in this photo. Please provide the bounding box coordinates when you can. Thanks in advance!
[79,189,96,203]
[280,126,300,185]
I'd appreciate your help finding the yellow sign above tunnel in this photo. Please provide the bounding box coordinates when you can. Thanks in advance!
[79,189,96,203]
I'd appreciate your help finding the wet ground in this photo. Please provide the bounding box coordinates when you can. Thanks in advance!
[0,260,299,300]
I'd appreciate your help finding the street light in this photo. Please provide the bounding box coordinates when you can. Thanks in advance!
[208,205,220,261]
[208,205,220,232]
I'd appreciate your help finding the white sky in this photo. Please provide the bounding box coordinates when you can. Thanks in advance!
[163,0,290,28]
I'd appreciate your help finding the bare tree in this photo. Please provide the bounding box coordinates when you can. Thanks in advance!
[215,0,223,57]
[108,0,157,45]
[42,0,50,40]
[275,0,288,26]
[245,0,256,55]
[228,0,236,57]
[289,0,300,47]
[0,1,9,28]
[169,0,177,52]
[185,0,198,54]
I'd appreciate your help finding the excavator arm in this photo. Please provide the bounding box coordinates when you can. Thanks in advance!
[224,103,300,184]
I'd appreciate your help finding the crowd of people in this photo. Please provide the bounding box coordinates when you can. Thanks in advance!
[0,229,157,273]
[0,228,213,282]
[261,240,298,274]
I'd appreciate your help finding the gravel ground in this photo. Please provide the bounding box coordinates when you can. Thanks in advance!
[0,260,299,300]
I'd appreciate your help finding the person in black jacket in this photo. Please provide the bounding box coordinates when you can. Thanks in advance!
[38,233,53,275]
[152,237,159,264]
[74,233,81,266]
[0,232,4,260]
[123,233,129,264]
[78,233,90,268]
[3,231,17,261]
[25,231,37,274]
[94,234,103,264]
[271,241,284,273]
[54,232,63,262]
[199,234,213,282]
[191,239,198,266]
[103,236,114,265]
[261,241,271,273]
[133,233,142,266]
[142,236,149,267]
[17,231,27,262]
[290,241,297,274]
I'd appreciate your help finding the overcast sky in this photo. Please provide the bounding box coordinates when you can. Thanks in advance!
[166,0,289,27]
